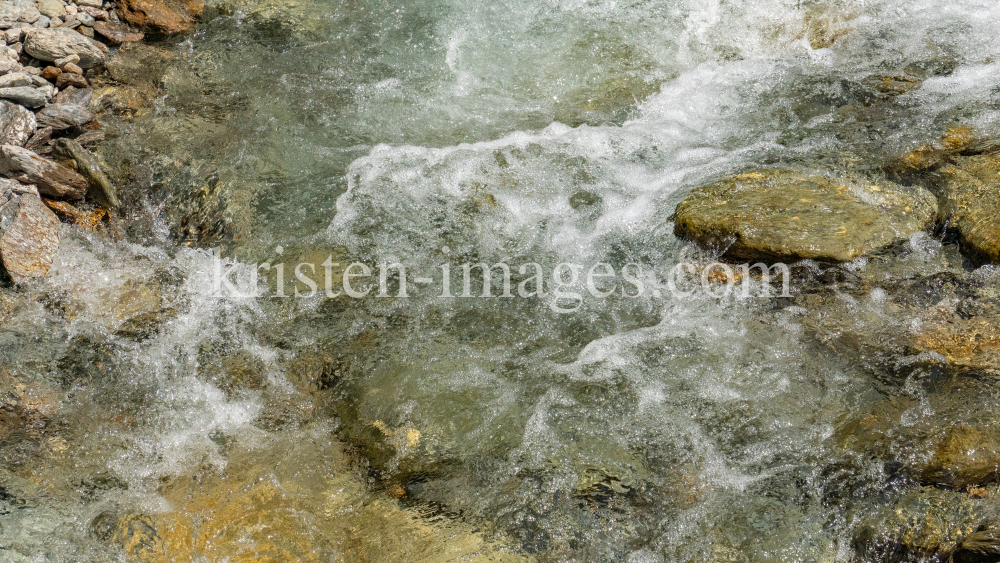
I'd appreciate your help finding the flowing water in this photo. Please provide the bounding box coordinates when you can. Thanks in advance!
[4,0,1000,561]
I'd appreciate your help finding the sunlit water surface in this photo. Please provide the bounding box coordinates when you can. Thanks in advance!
[4,0,1000,561]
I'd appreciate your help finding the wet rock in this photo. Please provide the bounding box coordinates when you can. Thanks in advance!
[0,144,88,199]
[910,299,1000,376]
[36,102,91,129]
[92,20,142,43]
[52,85,90,105]
[0,86,46,108]
[36,0,66,19]
[938,154,1000,264]
[23,27,104,68]
[72,129,103,146]
[51,138,117,208]
[199,350,265,396]
[921,425,1000,489]
[0,184,61,281]
[0,99,35,146]
[853,487,987,562]
[673,169,938,262]
[952,528,1000,563]
[54,71,85,88]
[116,0,203,33]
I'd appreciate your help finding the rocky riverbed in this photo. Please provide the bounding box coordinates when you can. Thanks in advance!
[3,0,1000,561]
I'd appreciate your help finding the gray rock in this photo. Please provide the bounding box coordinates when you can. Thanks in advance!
[36,102,90,129]
[0,100,35,145]
[0,144,88,199]
[0,72,33,88]
[0,185,60,281]
[32,14,50,28]
[76,12,93,26]
[52,53,77,67]
[0,54,21,73]
[52,138,117,208]
[35,0,67,19]
[0,86,46,108]
[2,27,23,44]
[673,169,938,262]
[0,5,20,21]
[23,27,104,68]
[52,84,90,105]
[938,154,1000,265]
[18,4,40,23]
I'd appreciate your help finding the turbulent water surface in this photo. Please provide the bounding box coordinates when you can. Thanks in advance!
[4,0,1000,561]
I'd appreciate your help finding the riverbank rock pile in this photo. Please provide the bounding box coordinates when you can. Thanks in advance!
[0,0,162,281]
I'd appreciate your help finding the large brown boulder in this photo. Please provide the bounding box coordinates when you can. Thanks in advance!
[116,0,204,34]
[673,169,937,262]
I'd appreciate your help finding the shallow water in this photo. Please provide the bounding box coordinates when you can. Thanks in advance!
[4,0,1000,561]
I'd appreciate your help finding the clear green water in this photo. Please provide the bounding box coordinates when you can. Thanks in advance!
[4,0,1000,561]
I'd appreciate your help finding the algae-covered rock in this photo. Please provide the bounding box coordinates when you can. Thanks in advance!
[939,153,1000,264]
[673,170,937,262]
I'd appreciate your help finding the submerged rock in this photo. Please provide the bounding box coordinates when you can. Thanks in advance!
[0,182,61,281]
[938,153,1000,264]
[52,138,118,208]
[673,169,937,262]
[23,27,105,68]
[853,487,988,562]
[0,144,88,199]
[116,0,203,34]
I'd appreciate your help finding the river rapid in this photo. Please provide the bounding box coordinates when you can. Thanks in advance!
[3,0,1000,561]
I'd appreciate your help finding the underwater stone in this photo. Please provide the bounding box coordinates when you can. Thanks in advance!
[939,153,1000,265]
[673,169,938,262]
[52,137,118,208]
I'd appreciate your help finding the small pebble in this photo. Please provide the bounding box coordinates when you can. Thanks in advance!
[63,62,83,75]
[41,66,61,80]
